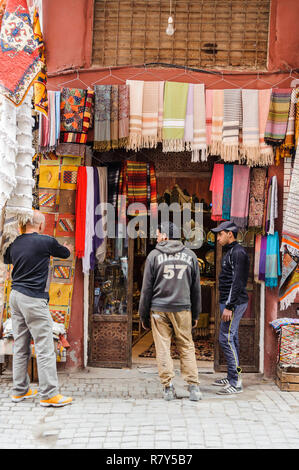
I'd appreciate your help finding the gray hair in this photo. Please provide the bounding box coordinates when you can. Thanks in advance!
[31,210,45,227]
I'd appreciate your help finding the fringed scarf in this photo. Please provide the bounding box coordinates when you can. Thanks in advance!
[264,88,292,147]
[242,89,260,166]
[254,233,262,282]
[127,80,144,151]
[118,84,129,148]
[60,87,94,145]
[184,83,194,151]
[248,167,267,228]
[95,166,107,264]
[205,89,213,150]
[230,165,250,229]
[141,81,159,149]
[275,87,297,164]
[266,175,278,235]
[222,163,233,220]
[110,85,119,149]
[258,89,274,166]
[265,231,281,288]
[192,84,207,162]
[258,235,268,282]
[75,166,87,258]
[210,90,224,156]
[209,163,224,221]
[82,167,94,274]
[157,81,165,142]
[221,89,241,162]
[93,85,111,151]
[162,81,189,153]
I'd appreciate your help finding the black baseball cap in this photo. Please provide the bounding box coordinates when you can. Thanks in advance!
[211,221,238,233]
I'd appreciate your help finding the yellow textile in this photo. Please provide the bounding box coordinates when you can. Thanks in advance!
[49,283,73,306]
[62,156,82,166]
[60,165,78,190]
[39,165,60,189]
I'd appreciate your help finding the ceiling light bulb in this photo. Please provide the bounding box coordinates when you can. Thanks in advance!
[166,16,175,36]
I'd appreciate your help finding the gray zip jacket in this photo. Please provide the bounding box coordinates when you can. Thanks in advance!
[138,240,201,326]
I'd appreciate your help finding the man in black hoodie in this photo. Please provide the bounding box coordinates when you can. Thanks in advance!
[211,221,249,395]
[138,222,202,401]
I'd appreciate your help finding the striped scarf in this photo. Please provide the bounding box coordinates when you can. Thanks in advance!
[258,89,274,166]
[94,85,111,151]
[184,83,194,151]
[157,81,165,142]
[118,84,129,148]
[192,84,207,162]
[241,89,260,166]
[264,88,292,146]
[221,89,242,162]
[141,81,159,149]
[210,90,223,156]
[127,80,144,151]
[205,89,213,149]
[162,81,189,152]
[275,87,297,164]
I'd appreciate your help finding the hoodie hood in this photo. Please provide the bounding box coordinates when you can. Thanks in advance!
[155,240,185,254]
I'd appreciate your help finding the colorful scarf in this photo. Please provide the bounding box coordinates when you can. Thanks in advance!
[0,0,43,106]
[141,81,159,149]
[126,161,148,216]
[184,83,194,151]
[162,81,189,152]
[264,88,292,146]
[127,80,144,151]
[241,89,260,166]
[210,89,224,156]
[221,89,241,162]
[110,85,119,149]
[82,167,94,274]
[222,164,233,220]
[209,163,224,221]
[96,166,107,264]
[267,175,278,235]
[279,260,299,310]
[258,235,268,282]
[118,84,129,148]
[265,231,281,288]
[258,89,274,166]
[248,167,267,228]
[275,87,297,164]
[93,85,111,150]
[149,162,158,222]
[230,165,250,228]
[254,233,262,282]
[192,84,207,162]
[205,89,213,149]
[295,89,299,148]
[75,166,87,258]
[108,163,121,208]
[60,87,94,145]
[157,81,165,142]
[33,8,48,117]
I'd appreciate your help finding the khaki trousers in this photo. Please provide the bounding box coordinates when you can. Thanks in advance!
[150,310,199,387]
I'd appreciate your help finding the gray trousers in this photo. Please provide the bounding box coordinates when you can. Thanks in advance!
[9,289,59,400]
[219,303,248,387]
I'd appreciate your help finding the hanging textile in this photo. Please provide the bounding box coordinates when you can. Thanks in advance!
[248,167,267,228]
[90,167,100,271]
[126,161,149,216]
[230,165,250,229]
[267,175,278,235]
[127,80,144,151]
[108,163,121,209]
[149,162,158,223]
[275,87,297,164]
[210,89,224,156]
[32,8,48,117]
[118,84,129,148]
[265,231,281,288]
[264,88,292,147]
[192,84,207,162]
[258,235,268,282]
[60,87,94,144]
[222,163,233,220]
[141,81,160,149]
[279,260,299,310]
[241,89,260,166]
[75,166,87,258]
[205,89,213,150]
[110,85,119,149]
[93,85,111,151]
[0,0,43,106]
[0,0,6,26]
[95,166,108,264]
[221,89,242,162]
[295,89,299,148]
[254,233,262,282]
[209,163,224,221]
[162,81,189,153]
[157,81,165,142]
[82,167,95,274]
[258,89,274,166]
[184,83,194,151]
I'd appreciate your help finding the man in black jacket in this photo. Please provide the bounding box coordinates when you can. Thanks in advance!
[211,221,249,395]
[4,210,73,407]
[138,222,202,401]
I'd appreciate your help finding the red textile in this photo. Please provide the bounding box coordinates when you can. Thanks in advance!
[75,166,87,258]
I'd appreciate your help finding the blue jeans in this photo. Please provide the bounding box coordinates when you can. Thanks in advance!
[219,303,248,387]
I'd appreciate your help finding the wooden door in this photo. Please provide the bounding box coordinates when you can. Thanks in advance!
[214,232,261,373]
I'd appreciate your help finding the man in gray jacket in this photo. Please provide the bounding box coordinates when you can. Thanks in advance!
[138,222,202,401]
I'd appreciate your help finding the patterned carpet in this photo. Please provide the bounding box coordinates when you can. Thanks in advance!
[139,338,214,361]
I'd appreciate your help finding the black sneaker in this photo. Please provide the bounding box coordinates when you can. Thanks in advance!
[212,377,229,387]
[188,384,202,401]
[216,384,243,395]
[163,384,176,401]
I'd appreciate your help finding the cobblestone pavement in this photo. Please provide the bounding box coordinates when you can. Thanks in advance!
[0,365,299,450]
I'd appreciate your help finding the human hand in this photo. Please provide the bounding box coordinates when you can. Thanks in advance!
[192,320,198,328]
[63,242,73,253]
[142,322,150,330]
[222,308,233,322]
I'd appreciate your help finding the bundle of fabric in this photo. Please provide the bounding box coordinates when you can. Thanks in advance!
[248,168,267,228]
[0,0,43,106]
[141,81,160,149]
[221,89,242,162]
[38,90,60,152]
[33,8,48,117]
[230,165,250,228]
[60,87,94,145]
[210,89,223,156]
[270,317,299,332]
[264,88,292,149]
[275,88,297,165]
[209,163,224,221]
[0,88,35,258]
[265,231,281,288]
[258,89,274,166]
[241,89,260,166]
[162,81,189,153]
[221,163,234,220]
[192,84,207,162]
[126,80,144,151]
